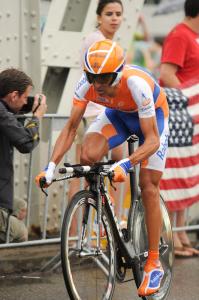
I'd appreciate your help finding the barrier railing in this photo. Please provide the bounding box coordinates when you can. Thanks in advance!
[0,114,199,249]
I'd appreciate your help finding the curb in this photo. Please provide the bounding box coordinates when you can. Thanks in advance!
[0,244,60,274]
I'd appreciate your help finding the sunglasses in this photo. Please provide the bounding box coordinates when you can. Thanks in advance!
[85,72,117,85]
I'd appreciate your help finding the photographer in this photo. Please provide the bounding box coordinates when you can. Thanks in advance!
[0,68,47,242]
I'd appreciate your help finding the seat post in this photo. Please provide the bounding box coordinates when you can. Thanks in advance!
[127,135,139,202]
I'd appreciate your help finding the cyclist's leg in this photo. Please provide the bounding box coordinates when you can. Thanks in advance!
[137,113,169,296]
[138,169,164,296]
[80,109,129,164]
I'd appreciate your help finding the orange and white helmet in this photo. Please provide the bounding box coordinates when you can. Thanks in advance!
[84,39,125,86]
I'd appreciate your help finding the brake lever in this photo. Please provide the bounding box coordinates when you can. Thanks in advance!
[39,177,48,196]
[41,187,48,197]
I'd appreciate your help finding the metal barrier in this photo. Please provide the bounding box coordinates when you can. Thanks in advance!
[0,114,199,249]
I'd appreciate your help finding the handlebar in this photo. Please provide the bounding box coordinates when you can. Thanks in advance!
[59,165,91,174]
[38,160,115,191]
[59,160,115,176]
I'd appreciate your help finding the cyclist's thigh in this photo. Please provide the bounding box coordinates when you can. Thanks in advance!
[86,109,131,150]
[76,116,96,145]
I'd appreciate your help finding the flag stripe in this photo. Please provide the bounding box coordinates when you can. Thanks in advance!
[160,174,199,190]
[188,95,199,106]
[163,195,199,211]
[166,152,199,168]
[167,139,199,158]
[160,183,199,201]
[192,115,199,124]
[193,134,199,145]
[163,162,199,180]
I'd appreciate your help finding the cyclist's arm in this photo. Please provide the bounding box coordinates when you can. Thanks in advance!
[129,116,160,166]
[50,104,86,165]
[127,76,160,165]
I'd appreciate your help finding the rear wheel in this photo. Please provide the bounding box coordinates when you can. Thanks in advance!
[61,190,116,300]
[131,196,174,300]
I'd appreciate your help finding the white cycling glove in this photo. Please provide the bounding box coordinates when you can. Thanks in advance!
[44,161,56,184]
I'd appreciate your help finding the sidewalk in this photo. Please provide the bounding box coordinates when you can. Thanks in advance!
[0,243,60,274]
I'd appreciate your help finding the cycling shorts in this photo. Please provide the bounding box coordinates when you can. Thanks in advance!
[86,108,169,172]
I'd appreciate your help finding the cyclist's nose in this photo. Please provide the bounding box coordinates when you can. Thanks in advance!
[93,81,103,89]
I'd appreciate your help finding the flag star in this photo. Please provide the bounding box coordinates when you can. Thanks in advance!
[181,136,186,144]
[175,137,179,144]
[171,130,176,137]
[178,130,183,137]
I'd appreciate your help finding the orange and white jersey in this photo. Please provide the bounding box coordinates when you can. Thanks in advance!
[73,65,169,119]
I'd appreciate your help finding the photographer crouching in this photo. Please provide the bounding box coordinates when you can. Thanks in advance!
[0,68,47,243]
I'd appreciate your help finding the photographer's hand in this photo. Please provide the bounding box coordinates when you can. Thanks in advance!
[32,94,47,119]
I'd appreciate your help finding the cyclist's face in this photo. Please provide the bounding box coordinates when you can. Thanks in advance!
[98,3,123,38]
[93,80,117,97]
[85,72,116,96]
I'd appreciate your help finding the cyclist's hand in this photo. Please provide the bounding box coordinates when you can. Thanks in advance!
[35,162,56,188]
[110,158,132,182]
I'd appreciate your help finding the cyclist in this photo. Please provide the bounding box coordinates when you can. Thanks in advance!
[36,39,169,297]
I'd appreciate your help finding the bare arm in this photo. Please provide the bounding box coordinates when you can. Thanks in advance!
[50,104,86,165]
[129,116,160,165]
[159,63,180,88]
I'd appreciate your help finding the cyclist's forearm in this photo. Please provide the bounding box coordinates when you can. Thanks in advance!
[129,137,160,166]
[50,125,76,165]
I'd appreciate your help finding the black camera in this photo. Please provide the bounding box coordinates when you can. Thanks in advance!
[20,96,41,114]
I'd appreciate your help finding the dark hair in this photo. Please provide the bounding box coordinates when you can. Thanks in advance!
[96,0,123,16]
[0,68,33,98]
[184,0,199,17]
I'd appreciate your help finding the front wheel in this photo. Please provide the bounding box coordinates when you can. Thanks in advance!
[61,190,116,300]
[131,196,174,300]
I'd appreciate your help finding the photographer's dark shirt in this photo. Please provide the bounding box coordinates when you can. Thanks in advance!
[0,99,40,211]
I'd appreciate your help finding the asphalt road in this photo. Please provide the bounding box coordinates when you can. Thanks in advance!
[0,256,199,300]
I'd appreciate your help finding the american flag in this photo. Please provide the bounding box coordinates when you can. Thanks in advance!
[160,82,199,211]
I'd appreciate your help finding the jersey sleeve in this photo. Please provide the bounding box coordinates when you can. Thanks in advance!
[127,76,155,118]
[73,73,90,108]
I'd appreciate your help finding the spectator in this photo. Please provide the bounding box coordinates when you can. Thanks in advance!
[0,68,47,243]
[126,14,163,78]
[68,0,129,217]
[160,0,199,257]
[0,199,28,242]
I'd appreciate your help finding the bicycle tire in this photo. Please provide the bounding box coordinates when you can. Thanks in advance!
[131,196,174,300]
[61,190,116,300]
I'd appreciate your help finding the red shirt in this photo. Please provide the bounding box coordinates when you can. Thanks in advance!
[161,23,199,85]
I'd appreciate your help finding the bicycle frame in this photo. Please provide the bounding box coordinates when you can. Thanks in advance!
[83,136,141,267]
[49,136,142,267]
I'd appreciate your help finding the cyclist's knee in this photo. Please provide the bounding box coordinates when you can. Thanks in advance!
[80,146,102,164]
[140,182,158,201]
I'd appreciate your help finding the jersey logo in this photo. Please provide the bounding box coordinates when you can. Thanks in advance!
[75,75,87,92]
[156,134,169,160]
[142,92,151,106]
